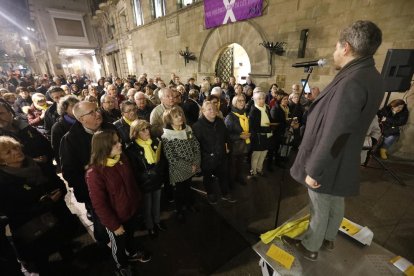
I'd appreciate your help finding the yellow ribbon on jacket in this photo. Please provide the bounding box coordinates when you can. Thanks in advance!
[232,112,250,144]
[260,214,310,244]
[106,154,121,167]
[136,138,160,165]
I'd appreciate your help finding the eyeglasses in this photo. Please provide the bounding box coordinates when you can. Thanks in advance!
[139,126,150,132]
[123,108,137,114]
[80,108,100,118]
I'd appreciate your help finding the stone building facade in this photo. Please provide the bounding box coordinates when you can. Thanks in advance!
[92,0,413,159]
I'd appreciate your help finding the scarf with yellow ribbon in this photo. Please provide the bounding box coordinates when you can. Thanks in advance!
[232,112,250,144]
[136,138,161,165]
[106,154,121,167]
[34,103,48,111]
[123,116,133,126]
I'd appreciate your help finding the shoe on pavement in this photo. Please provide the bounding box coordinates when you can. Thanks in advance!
[221,194,237,203]
[128,249,152,263]
[155,221,167,231]
[116,266,132,276]
[281,235,318,261]
[322,239,335,251]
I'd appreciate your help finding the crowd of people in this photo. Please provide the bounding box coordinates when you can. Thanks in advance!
[0,64,409,275]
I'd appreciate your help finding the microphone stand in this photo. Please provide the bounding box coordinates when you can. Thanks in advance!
[273,66,314,228]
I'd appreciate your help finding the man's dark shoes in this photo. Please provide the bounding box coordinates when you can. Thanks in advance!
[281,236,318,261]
[322,239,335,251]
[221,194,237,203]
[155,221,167,231]
[148,228,158,239]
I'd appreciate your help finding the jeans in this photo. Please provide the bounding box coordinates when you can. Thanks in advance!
[382,135,398,149]
[301,189,344,252]
[144,189,161,230]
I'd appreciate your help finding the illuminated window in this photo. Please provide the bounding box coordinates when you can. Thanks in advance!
[178,0,197,8]
[132,0,144,26]
[151,0,165,19]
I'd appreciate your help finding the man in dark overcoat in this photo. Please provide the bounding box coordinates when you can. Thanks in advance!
[282,20,384,261]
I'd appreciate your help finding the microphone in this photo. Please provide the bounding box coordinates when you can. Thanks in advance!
[292,59,327,68]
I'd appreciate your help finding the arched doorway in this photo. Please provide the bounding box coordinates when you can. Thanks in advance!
[215,43,251,83]
[198,21,270,77]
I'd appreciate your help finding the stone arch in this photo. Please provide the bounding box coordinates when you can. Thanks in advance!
[198,21,271,78]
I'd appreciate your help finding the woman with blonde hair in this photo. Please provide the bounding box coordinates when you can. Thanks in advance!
[86,129,150,275]
[126,119,167,238]
[27,93,49,131]
[0,136,78,274]
[162,106,200,222]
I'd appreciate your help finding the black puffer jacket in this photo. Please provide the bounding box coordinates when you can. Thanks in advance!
[377,104,409,137]
[193,116,230,171]
[125,138,166,193]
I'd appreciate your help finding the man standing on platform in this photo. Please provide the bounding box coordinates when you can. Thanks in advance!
[282,20,384,261]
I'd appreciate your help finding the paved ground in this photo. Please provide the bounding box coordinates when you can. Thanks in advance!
[59,153,414,275]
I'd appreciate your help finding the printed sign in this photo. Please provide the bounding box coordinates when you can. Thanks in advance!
[204,0,263,29]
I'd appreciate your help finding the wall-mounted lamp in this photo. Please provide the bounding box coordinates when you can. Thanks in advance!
[259,41,287,65]
[179,47,196,66]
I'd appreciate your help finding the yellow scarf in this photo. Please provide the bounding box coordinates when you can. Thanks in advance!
[123,116,133,126]
[34,103,48,111]
[232,112,250,144]
[106,154,121,167]
[255,104,272,138]
[281,105,289,120]
[136,138,160,164]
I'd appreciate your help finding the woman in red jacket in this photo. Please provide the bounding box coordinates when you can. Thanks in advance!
[86,129,151,275]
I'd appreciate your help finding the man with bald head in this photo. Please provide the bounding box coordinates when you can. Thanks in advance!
[149,88,176,137]
[60,101,116,245]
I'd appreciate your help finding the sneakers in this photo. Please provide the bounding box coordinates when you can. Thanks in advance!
[247,171,257,180]
[221,194,237,203]
[207,194,218,205]
[116,266,132,276]
[281,236,318,261]
[128,250,152,263]
[257,171,266,177]
[322,239,335,251]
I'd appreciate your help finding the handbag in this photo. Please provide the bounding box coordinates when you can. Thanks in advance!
[13,212,58,244]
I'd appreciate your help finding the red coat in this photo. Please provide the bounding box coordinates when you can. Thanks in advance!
[86,155,141,231]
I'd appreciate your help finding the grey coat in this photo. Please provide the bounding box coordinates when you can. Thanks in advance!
[290,56,384,197]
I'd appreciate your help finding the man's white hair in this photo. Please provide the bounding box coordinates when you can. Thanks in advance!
[211,87,222,96]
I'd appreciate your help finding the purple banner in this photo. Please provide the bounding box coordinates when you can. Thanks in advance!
[204,0,263,29]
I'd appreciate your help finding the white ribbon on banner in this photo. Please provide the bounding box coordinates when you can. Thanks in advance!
[222,0,237,24]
